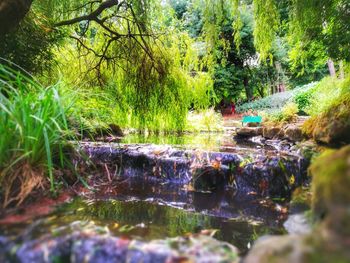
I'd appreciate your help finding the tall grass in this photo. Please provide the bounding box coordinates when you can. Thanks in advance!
[0,63,69,207]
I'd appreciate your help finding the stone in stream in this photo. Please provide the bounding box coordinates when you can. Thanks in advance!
[80,142,308,198]
[192,165,226,192]
[6,222,239,263]
[236,127,263,138]
[284,124,304,142]
[262,126,284,139]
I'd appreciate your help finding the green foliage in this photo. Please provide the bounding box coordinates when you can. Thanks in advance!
[253,0,279,61]
[275,102,298,122]
[0,10,64,73]
[55,27,214,132]
[0,64,70,206]
[305,77,343,116]
[185,108,223,132]
[236,82,317,113]
[294,89,314,113]
[289,0,350,62]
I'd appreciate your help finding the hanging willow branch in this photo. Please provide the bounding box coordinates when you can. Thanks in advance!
[54,0,166,81]
[252,0,279,62]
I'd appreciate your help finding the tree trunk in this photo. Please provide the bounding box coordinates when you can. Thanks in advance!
[327,59,336,77]
[339,61,345,79]
[0,0,34,35]
[244,76,253,100]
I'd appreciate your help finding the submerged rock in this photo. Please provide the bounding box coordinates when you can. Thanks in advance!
[8,222,239,263]
[193,165,226,192]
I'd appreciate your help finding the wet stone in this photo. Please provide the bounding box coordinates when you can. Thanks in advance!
[80,142,307,198]
[236,127,262,138]
[9,224,239,263]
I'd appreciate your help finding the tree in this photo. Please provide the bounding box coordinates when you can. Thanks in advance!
[0,0,34,35]
[52,0,167,81]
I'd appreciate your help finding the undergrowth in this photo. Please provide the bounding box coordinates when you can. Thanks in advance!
[0,63,71,207]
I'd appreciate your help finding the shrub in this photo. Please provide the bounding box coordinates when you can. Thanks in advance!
[305,77,343,116]
[281,102,299,122]
[236,82,317,114]
[0,64,70,207]
[266,102,299,123]
[294,89,314,114]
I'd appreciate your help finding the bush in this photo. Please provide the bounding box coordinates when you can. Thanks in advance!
[236,82,317,114]
[0,64,70,207]
[294,89,314,114]
[264,102,299,123]
[305,77,343,116]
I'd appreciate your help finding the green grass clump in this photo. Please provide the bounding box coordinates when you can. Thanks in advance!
[0,64,70,207]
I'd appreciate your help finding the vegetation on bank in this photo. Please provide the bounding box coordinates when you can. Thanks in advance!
[289,73,350,145]
[0,64,71,207]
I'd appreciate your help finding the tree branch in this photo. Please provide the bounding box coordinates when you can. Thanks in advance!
[55,0,120,27]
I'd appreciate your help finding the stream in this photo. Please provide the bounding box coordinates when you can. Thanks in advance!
[0,132,311,262]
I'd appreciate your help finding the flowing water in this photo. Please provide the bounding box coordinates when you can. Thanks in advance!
[0,132,307,260]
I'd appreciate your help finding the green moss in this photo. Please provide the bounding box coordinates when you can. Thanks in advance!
[303,233,350,263]
[310,145,350,218]
[291,186,312,207]
[302,77,350,145]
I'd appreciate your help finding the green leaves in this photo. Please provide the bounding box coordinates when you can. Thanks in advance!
[0,63,70,200]
[253,0,279,62]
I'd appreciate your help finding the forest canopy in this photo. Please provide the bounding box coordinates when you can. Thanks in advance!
[0,0,348,131]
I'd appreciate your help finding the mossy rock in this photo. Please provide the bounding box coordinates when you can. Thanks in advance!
[244,231,350,263]
[305,97,350,146]
[309,145,350,219]
[262,126,284,139]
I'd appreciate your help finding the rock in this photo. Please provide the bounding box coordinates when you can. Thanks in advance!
[263,126,284,139]
[80,142,307,197]
[247,122,259,127]
[309,145,350,220]
[293,140,318,162]
[244,233,350,263]
[236,127,263,137]
[10,222,239,263]
[244,145,350,263]
[243,235,308,263]
[308,98,350,145]
[193,165,226,192]
[284,125,303,142]
[283,214,311,235]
